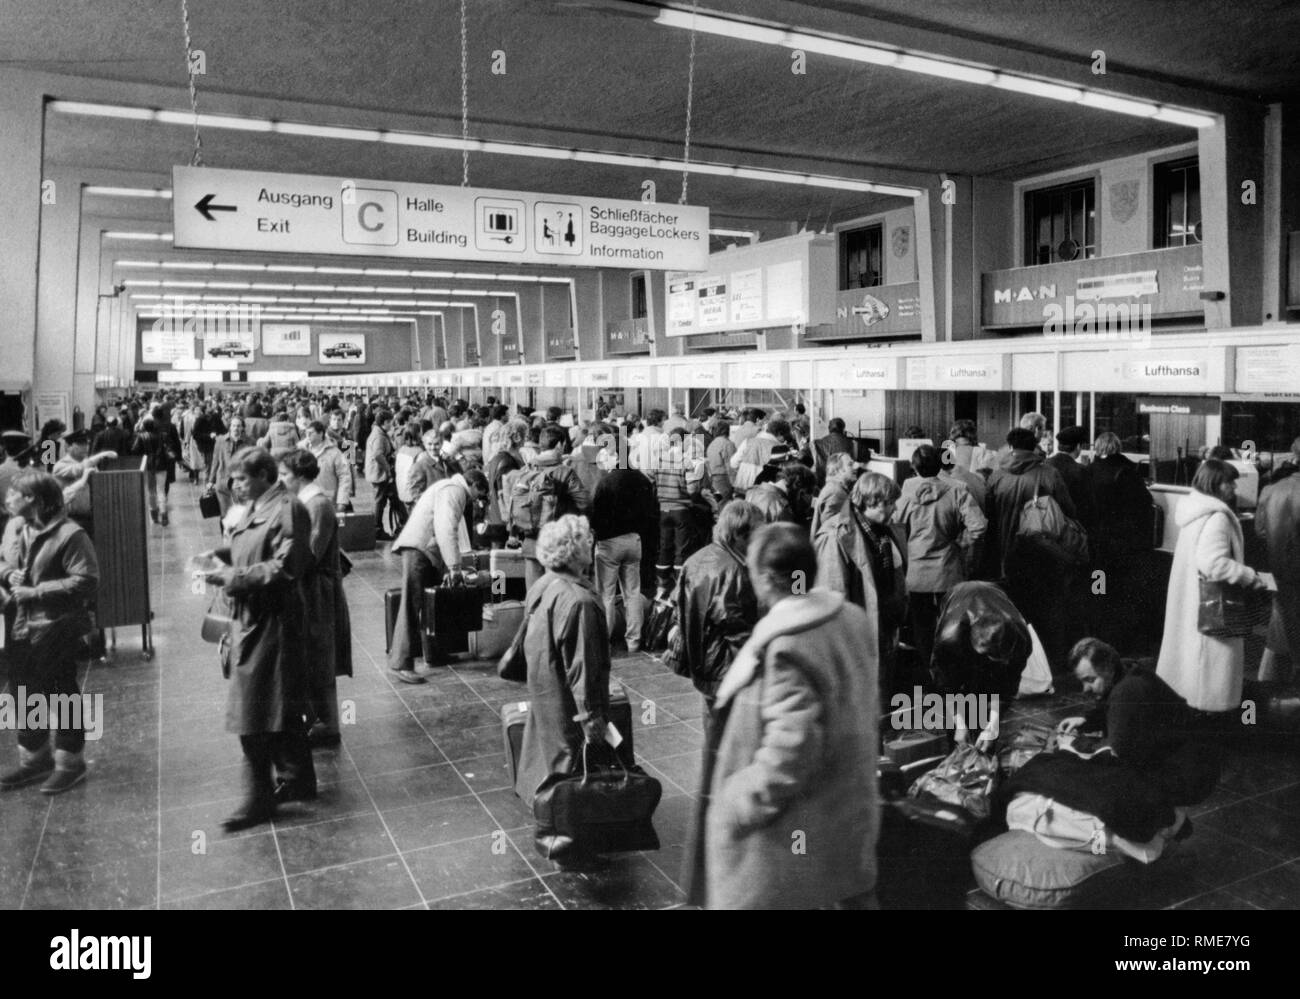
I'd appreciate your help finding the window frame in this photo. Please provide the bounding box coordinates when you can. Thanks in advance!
[1022,176,1099,267]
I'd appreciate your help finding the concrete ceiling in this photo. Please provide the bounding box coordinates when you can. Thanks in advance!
[10,1,1287,239]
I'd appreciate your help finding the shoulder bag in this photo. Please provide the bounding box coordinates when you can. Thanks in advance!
[1197,574,1271,638]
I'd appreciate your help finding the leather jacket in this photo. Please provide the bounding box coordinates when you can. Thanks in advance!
[669,541,759,699]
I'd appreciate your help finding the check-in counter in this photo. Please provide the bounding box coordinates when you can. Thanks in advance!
[1147,482,1265,566]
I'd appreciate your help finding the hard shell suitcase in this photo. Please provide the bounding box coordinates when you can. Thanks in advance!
[489,547,528,602]
[337,511,376,552]
[469,600,525,660]
[199,490,221,519]
[423,584,485,636]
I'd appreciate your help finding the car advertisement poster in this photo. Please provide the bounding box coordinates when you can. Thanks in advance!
[262,323,312,356]
[318,332,367,365]
[201,328,256,363]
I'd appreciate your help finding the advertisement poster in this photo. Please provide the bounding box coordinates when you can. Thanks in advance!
[318,332,367,365]
[141,328,194,365]
[201,328,256,363]
[262,323,312,356]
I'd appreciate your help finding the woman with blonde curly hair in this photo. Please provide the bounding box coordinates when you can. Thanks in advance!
[515,515,613,867]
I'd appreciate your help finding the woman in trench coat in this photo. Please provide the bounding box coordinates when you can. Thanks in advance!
[201,446,315,830]
[277,448,353,747]
[514,515,611,867]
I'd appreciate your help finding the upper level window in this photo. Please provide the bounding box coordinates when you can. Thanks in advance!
[1024,180,1096,266]
[631,273,648,319]
[841,224,883,290]
[1154,157,1201,248]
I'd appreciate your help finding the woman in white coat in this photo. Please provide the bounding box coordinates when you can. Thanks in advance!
[1157,459,1269,715]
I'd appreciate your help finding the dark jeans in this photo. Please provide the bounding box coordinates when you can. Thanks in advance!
[908,591,945,678]
[372,479,405,535]
[657,507,704,571]
[7,628,87,754]
[388,547,444,671]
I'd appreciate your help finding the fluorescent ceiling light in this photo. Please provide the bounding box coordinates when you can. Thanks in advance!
[103,232,172,241]
[1153,107,1218,128]
[654,8,788,46]
[274,121,383,142]
[795,37,897,66]
[1077,92,1160,117]
[993,74,1083,103]
[895,54,995,85]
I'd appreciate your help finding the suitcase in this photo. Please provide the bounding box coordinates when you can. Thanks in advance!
[876,795,988,910]
[423,583,485,636]
[388,586,470,660]
[469,600,525,660]
[503,683,637,796]
[489,547,528,602]
[882,730,950,768]
[337,511,376,552]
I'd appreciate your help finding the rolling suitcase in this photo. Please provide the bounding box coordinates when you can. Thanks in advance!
[422,583,485,635]
[502,683,637,796]
[337,511,376,552]
[469,600,525,660]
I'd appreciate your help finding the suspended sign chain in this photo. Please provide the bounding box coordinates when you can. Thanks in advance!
[679,0,698,205]
[460,0,470,186]
[180,0,203,166]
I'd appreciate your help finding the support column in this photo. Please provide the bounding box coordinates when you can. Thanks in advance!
[1199,106,1268,328]
[0,70,44,399]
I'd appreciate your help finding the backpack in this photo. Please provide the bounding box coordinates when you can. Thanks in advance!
[505,466,572,539]
[1018,487,1089,566]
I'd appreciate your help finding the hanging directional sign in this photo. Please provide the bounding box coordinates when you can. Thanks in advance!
[173,166,710,271]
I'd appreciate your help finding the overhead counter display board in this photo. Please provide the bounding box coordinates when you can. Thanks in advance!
[665,232,836,336]
[174,166,709,271]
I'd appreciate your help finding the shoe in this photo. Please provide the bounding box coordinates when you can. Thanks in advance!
[555,854,610,872]
[40,752,87,795]
[221,804,276,832]
[390,667,425,685]
[308,725,341,749]
[149,509,160,524]
[0,746,54,790]
[160,512,170,527]
[627,643,642,654]
[376,530,394,542]
[273,781,318,804]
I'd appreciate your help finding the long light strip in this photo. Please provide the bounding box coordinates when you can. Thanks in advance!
[50,100,923,196]
[123,278,511,296]
[652,5,1217,128]
[110,255,569,283]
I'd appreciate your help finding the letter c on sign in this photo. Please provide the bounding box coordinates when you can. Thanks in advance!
[359,201,384,232]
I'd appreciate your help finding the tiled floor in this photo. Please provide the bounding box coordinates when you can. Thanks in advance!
[1,479,1298,909]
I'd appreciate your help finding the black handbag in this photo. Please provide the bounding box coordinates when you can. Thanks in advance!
[1197,575,1271,638]
[643,598,675,654]
[199,489,221,519]
[533,744,662,862]
[201,589,234,644]
[498,578,554,682]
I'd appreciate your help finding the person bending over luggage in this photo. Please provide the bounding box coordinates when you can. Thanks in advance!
[387,467,490,684]
[1057,638,1219,809]
[515,515,611,868]
[930,581,1030,752]
[688,523,879,909]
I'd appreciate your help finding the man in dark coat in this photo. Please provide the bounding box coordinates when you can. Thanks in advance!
[1047,426,1096,534]
[1257,440,1300,676]
[814,418,856,481]
[202,447,314,830]
[986,427,1077,671]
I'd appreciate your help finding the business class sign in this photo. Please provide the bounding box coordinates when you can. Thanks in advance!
[173,166,709,271]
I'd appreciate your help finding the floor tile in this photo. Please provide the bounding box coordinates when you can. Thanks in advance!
[288,855,422,910]
[403,834,536,901]
[163,877,293,910]
[383,794,500,852]
[426,877,560,910]
[275,811,397,875]
[541,854,685,910]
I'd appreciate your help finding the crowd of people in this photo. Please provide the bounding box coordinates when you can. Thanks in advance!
[2,384,1298,907]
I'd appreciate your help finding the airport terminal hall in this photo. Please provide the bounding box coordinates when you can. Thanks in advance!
[4,0,1300,921]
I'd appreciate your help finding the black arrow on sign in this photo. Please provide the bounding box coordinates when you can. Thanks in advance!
[195,193,237,221]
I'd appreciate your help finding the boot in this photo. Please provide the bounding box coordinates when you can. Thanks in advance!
[40,749,88,795]
[223,738,277,831]
[0,744,54,790]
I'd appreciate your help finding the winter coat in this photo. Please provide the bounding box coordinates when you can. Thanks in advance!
[1157,489,1262,712]
[813,431,855,470]
[939,465,987,513]
[393,475,474,574]
[893,475,987,593]
[985,448,1077,579]
[669,542,758,699]
[809,477,851,538]
[1086,453,1154,563]
[207,433,252,493]
[1256,473,1300,657]
[217,482,311,735]
[304,441,354,507]
[1047,452,1097,534]
[364,425,393,484]
[814,507,908,642]
[0,515,98,645]
[514,571,611,807]
[299,485,353,679]
[259,419,301,453]
[696,590,879,909]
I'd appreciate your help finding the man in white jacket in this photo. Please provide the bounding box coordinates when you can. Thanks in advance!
[387,468,489,683]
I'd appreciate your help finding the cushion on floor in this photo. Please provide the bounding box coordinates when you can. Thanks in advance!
[971,830,1127,909]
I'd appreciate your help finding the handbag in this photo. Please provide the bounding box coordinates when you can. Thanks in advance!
[1197,575,1271,638]
[643,597,676,654]
[498,579,554,682]
[200,589,234,644]
[908,742,1000,820]
[532,743,662,862]
[339,551,353,578]
[199,489,221,519]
